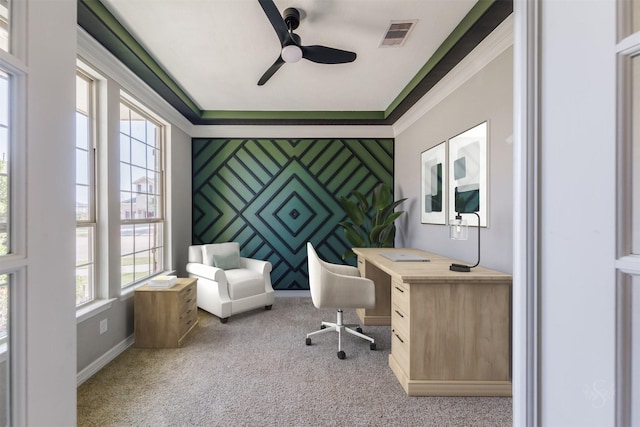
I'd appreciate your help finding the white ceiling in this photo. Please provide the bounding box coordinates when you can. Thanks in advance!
[100,0,478,113]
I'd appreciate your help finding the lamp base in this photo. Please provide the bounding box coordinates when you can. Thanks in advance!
[449,263,471,272]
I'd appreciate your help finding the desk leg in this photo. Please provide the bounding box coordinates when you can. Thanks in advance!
[356,260,391,325]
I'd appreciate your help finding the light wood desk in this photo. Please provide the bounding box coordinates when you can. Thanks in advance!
[353,247,512,397]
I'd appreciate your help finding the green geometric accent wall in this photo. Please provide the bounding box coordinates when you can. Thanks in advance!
[192,138,394,290]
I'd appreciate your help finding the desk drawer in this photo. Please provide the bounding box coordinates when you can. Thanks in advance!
[357,256,366,277]
[391,327,409,368]
[392,280,410,311]
[392,302,410,336]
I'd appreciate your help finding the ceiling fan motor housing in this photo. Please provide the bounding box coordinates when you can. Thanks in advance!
[283,8,300,31]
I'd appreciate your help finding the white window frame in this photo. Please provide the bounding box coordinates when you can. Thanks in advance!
[119,95,166,289]
[615,2,640,424]
[0,0,29,424]
[75,68,97,308]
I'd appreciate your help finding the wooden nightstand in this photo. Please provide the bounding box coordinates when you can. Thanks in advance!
[134,277,198,348]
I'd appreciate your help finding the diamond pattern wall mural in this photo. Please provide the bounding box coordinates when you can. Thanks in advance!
[192,138,394,290]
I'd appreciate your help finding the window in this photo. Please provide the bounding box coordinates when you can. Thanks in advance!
[0,68,10,426]
[0,70,8,256]
[119,100,164,288]
[75,71,96,306]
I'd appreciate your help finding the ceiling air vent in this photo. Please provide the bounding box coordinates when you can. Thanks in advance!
[379,20,417,47]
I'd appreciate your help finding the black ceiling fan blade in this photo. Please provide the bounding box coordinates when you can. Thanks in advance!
[258,56,285,86]
[301,45,357,64]
[257,0,288,46]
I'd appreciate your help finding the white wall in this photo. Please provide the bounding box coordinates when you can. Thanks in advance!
[394,47,514,274]
[25,0,77,424]
[537,0,616,425]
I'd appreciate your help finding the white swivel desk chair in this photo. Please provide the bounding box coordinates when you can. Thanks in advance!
[305,242,376,359]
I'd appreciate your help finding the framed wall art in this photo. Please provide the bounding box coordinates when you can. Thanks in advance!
[448,122,488,226]
[421,142,447,224]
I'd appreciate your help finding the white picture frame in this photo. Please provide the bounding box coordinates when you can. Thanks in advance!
[448,122,488,227]
[420,142,447,224]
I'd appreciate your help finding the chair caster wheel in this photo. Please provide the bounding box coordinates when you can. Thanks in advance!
[370,342,376,351]
[337,351,346,359]
[306,337,311,346]
[356,327,363,333]
[265,305,272,310]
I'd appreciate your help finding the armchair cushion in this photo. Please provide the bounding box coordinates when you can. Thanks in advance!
[202,242,240,267]
[225,269,265,300]
[212,251,241,270]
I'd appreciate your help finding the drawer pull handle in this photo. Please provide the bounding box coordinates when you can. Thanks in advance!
[394,309,404,318]
[395,286,404,293]
[186,320,192,326]
[394,333,404,343]
[186,298,192,304]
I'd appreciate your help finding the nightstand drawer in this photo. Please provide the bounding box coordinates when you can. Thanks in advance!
[179,305,198,336]
[392,280,410,310]
[178,283,197,312]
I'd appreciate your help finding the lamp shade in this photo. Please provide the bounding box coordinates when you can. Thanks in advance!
[449,216,468,240]
[281,45,303,63]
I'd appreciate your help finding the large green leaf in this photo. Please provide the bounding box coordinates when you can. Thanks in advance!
[372,183,391,210]
[379,224,396,246]
[339,196,365,226]
[341,223,367,247]
[351,190,369,213]
[382,211,405,227]
[380,199,408,222]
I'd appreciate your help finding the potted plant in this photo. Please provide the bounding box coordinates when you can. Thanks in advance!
[338,182,407,260]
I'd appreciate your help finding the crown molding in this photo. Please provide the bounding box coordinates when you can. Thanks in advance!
[77,27,193,134]
[393,14,514,136]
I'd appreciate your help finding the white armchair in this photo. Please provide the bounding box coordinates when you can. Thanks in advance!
[186,242,275,323]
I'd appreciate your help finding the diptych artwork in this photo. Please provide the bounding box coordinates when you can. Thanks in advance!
[420,122,488,227]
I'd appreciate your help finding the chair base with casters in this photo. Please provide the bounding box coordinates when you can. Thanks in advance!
[305,308,376,359]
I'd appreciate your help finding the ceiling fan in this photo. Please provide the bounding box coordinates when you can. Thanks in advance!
[257,0,357,86]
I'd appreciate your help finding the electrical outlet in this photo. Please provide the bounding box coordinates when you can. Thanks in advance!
[99,318,108,335]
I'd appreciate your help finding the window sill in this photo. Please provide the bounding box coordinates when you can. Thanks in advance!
[617,254,640,276]
[76,298,117,324]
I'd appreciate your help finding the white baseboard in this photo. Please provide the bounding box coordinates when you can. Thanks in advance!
[275,290,310,297]
[77,335,135,386]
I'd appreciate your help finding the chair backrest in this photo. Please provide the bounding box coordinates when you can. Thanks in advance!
[307,242,323,307]
[188,242,241,266]
[307,242,375,310]
[188,245,203,263]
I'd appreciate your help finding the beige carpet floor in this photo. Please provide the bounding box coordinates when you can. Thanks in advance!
[77,296,512,426]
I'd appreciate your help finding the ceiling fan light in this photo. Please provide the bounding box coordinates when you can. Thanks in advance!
[281,45,302,63]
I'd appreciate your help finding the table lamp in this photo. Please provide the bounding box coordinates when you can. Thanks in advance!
[449,211,480,272]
